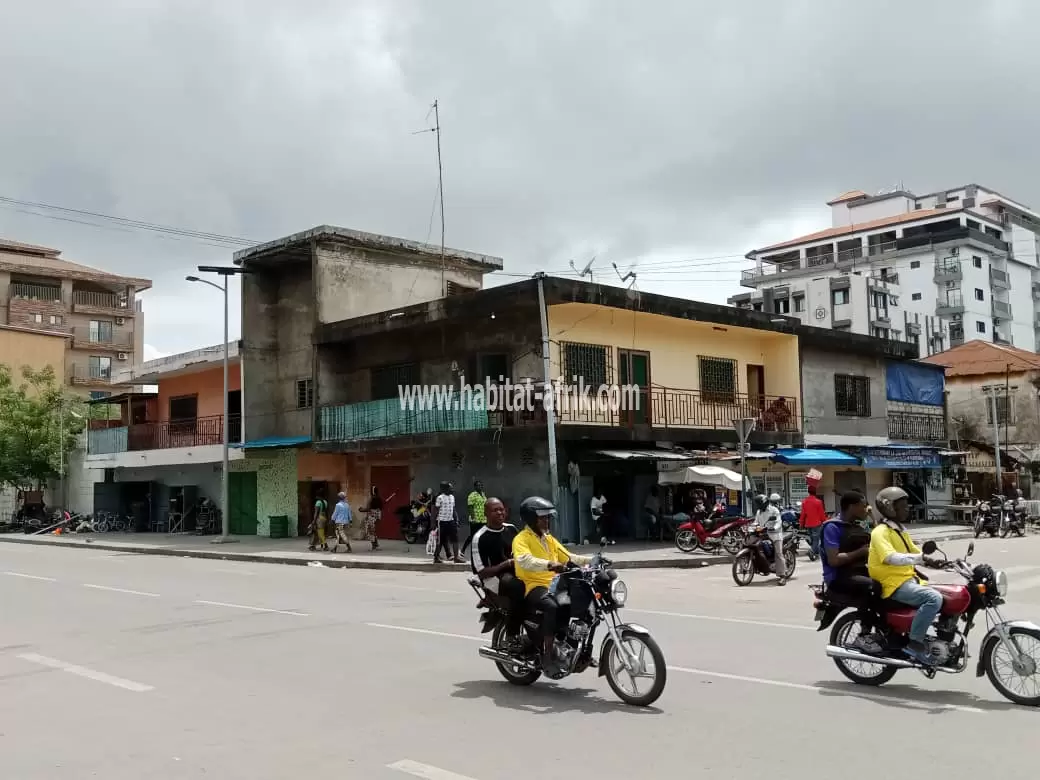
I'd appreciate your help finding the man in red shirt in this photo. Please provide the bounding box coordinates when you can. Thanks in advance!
[798,484,827,559]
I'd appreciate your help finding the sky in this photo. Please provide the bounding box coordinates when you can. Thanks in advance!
[2,0,1039,360]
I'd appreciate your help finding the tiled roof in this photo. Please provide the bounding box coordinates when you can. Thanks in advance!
[0,237,60,256]
[920,340,1040,377]
[754,207,960,255]
[826,190,868,205]
[0,240,151,290]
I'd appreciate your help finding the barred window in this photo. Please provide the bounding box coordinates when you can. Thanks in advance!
[698,356,736,403]
[985,390,1016,425]
[834,374,871,417]
[295,378,314,410]
[371,362,421,401]
[562,342,608,388]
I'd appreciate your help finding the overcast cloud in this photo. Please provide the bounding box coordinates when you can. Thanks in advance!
[1,0,1038,356]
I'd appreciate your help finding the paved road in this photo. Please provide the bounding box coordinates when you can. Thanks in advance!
[2,533,1039,778]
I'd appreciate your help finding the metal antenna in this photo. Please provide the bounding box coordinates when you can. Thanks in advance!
[414,100,446,291]
[612,261,637,288]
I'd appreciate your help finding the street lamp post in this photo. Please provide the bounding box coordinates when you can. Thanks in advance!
[187,265,247,544]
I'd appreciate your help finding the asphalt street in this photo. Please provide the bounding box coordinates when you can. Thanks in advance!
[3,533,1040,779]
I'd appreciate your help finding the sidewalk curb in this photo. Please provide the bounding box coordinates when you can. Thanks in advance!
[0,535,732,571]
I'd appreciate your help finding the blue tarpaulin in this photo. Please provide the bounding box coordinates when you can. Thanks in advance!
[886,361,945,407]
[770,448,860,466]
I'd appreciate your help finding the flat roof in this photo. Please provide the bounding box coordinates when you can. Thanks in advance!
[115,341,240,384]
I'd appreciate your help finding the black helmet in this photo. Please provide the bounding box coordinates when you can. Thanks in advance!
[752,493,768,512]
[519,496,556,529]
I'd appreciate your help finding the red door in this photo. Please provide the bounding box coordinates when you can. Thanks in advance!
[370,465,411,540]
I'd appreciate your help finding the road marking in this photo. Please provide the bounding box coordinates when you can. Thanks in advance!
[16,653,153,692]
[82,584,160,597]
[629,608,814,631]
[354,580,457,596]
[389,759,479,780]
[366,623,483,642]
[1,571,56,581]
[194,600,309,617]
[667,666,984,714]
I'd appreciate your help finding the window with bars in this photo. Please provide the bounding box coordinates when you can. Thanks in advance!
[295,378,314,410]
[371,362,421,401]
[985,389,1017,425]
[562,342,608,388]
[698,356,737,403]
[752,474,786,502]
[834,374,871,417]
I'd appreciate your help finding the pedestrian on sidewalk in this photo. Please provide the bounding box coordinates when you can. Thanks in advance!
[330,492,352,553]
[309,490,330,552]
[461,479,487,556]
[364,486,382,551]
[433,481,463,563]
[798,484,827,559]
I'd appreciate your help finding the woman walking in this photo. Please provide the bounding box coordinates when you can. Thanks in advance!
[364,486,383,551]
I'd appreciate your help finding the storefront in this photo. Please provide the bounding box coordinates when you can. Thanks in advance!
[859,446,945,522]
[749,448,861,513]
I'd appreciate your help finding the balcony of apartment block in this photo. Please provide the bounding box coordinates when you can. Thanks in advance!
[887,410,947,443]
[71,327,133,354]
[868,307,891,326]
[989,267,1011,290]
[555,385,800,435]
[934,257,962,283]
[86,414,242,456]
[992,299,1012,320]
[949,325,965,348]
[936,291,965,316]
[69,365,119,387]
[7,282,64,304]
[71,290,141,317]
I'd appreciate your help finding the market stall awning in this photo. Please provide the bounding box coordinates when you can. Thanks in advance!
[770,448,860,466]
[713,451,774,461]
[594,449,697,461]
[658,464,750,490]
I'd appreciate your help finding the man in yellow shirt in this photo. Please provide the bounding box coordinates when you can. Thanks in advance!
[867,486,944,665]
[512,496,590,674]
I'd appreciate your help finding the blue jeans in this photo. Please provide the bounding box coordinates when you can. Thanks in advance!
[807,526,822,557]
[891,580,944,642]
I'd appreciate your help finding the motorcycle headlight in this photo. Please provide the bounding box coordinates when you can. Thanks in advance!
[1003,501,1014,511]
[610,579,629,606]
[995,570,1009,596]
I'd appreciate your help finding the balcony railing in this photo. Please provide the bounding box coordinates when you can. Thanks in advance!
[557,386,800,433]
[87,414,241,454]
[887,411,947,443]
[936,292,964,315]
[72,291,138,312]
[9,283,63,302]
[71,327,133,352]
[990,268,1010,289]
[69,365,115,385]
[318,398,490,442]
[992,299,1012,319]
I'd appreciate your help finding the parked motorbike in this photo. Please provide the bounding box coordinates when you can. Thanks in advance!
[674,504,749,555]
[1000,496,1027,538]
[731,526,798,586]
[472,546,667,707]
[396,502,431,545]
[973,495,1002,538]
[815,540,1040,707]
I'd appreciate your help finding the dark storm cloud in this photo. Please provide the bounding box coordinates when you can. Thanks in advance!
[1,0,1038,352]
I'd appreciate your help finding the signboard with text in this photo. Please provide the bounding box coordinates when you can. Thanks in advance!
[861,448,940,470]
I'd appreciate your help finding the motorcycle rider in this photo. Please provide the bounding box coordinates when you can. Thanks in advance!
[756,492,786,585]
[867,486,944,665]
[512,496,591,675]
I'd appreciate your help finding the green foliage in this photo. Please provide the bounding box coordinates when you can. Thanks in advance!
[0,364,87,489]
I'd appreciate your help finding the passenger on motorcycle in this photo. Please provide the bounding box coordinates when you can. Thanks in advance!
[822,491,879,611]
[867,486,944,666]
[512,496,591,675]
[470,498,524,648]
[754,493,786,585]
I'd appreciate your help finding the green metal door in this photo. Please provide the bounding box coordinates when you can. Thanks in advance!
[228,471,258,535]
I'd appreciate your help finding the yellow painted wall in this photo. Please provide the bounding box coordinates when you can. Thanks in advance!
[546,303,801,402]
[0,326,68,386]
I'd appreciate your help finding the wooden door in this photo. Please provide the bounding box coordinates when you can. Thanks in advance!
[618,349,651,426]
[747,364,765,412]
[228,471,258,535]
[369,465,411,540]
[297,482,311,536]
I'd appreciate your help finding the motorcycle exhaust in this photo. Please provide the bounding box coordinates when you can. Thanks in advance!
[478,646,536,670]
[825,645,916,669]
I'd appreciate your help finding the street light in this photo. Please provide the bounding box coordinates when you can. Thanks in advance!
[187,265,248,544]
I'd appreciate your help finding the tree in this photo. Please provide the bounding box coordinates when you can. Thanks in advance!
[0,364,87,493]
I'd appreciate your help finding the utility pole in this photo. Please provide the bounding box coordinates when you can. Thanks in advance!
[535,273,560,519]
[989,389,1002,494]
[433,100,446,292]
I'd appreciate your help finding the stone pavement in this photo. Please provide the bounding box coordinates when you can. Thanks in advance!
[0,522,975,571]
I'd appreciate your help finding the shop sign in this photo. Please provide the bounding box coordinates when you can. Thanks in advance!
[861,448,940,470]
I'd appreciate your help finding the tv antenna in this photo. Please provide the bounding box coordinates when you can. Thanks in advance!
[569,256,596,281]
[413,100,446,290]
[612,261,637,289]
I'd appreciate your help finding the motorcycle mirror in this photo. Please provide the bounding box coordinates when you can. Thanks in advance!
[922,540,938,555]
[967,542,974,558]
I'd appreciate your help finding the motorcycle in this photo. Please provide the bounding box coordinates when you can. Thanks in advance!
[1000,497,1027,538]
[471,546,667,707]
[397,500,431,545]
[973,495,1002,538]
[815,540,1040,707]
[781,504,819,562]
[731,526,798,586]
[674,503,749,555]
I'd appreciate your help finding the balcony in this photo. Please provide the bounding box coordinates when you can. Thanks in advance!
[934,258,962,283]
[887,411,947,443]
[990,268,1011,290]
[992,299,1012,319]
[869,307,891,325]
[936,291,964,316]
[72,291,140,316]
[318,398,491,442]
[556,386,799,433]
[69,365,117,386]
[8,282,63,302]
[86,414,241,455]
[71,327,133,353]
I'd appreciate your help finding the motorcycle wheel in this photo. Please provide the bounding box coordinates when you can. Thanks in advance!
[491,624,541,686]
[721,530,744,556]
[999,520,1010,539]
[675,529,699,553]
[780,548,797,582]
[974,519,984,538]
[602,629,667,707]
[731,550,755,586]
[981,625,1040,706]
[403,530,419,545]
[829,612,898,687]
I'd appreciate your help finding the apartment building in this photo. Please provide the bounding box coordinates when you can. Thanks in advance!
[730,184,1040,356]
[0,237,151,397]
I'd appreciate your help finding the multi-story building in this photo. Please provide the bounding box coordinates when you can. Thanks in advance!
[0,237,151,397]
[730,184,1040,356]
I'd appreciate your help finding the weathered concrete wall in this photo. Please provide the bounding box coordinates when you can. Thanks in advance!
[946,372,1040,447]
[800,346,887,438]
[314,244,486,324]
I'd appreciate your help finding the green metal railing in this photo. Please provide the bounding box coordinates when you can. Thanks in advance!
[318,398,490,442]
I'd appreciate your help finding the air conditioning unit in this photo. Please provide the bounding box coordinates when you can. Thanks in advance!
[115,317,125,326]
[117,352,129,361]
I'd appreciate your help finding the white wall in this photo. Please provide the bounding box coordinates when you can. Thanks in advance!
[1008,262,1036,349]
[843,195,915,225]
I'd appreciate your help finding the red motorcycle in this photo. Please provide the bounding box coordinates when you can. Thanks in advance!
[674,503,750,555]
